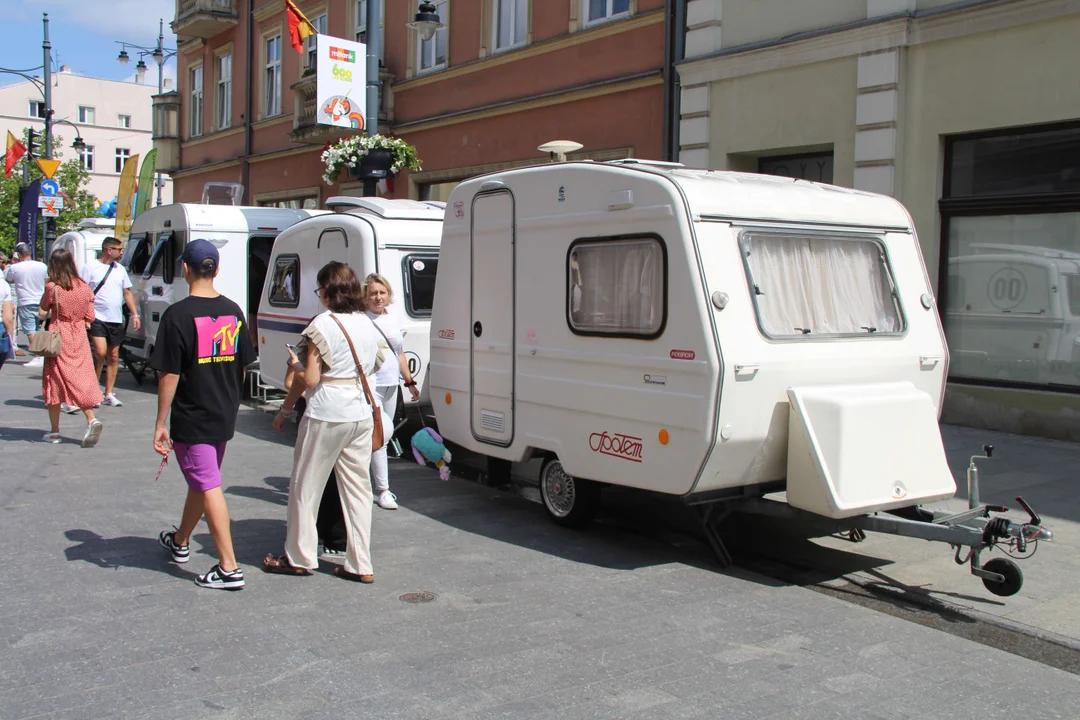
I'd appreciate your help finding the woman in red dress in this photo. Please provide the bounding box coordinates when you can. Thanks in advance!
[37,249,104,447]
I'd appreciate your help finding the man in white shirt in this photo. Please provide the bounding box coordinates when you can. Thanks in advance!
[0,273,14,369]
[80,237,141,407]
[4,243,48,368]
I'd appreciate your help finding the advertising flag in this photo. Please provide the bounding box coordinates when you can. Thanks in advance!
[17,179,41,251]
[135,149,158,217]
[286,0,317,53]
[5,131,26,177]
[115,153,140,242]
[316,35,366,130]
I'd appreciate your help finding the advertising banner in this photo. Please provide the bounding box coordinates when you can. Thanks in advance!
[135,149,158,217]
[17,179,40,254]
[316,35,367,131]
[115,154,140,243]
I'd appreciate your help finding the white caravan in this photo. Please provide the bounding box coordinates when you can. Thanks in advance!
[121,203,323,364]
[944,243,1080,386]
[429,161,1054,596]
[255,197,444,408]
[55,218,116,273]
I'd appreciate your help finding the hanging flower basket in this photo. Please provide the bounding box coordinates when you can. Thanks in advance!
[320,134,422,185]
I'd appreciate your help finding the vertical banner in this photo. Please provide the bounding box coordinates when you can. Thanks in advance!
[134,149,158,218]
[17,179,40,254]
[114,153,140,243]
[315,35,366,131]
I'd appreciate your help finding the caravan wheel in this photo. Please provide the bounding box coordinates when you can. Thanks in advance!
[540,457,600,528]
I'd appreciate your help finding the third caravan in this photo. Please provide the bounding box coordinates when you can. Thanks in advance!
[256,197,444,408]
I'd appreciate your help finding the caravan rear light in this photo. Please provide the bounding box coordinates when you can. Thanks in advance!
[658,429,669,445]
[445,393,452,405]
[261,336,265,344]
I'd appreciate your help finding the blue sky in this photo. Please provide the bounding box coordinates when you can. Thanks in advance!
[0,0,178,87]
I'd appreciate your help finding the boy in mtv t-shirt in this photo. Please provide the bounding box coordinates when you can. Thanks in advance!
[151,239,256,591]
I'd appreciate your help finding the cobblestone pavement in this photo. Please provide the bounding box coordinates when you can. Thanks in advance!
[1,362,1079,719]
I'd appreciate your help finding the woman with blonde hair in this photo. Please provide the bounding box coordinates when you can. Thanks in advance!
[37,248,103,446]
[363,272,419,510]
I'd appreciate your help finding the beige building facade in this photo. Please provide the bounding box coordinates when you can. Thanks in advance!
[677,0,1080,440]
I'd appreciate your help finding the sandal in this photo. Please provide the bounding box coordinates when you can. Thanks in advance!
[333,566,374,584]
[262,554,312,576]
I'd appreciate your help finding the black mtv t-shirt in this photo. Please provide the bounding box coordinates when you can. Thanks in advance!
[150,295,257,444]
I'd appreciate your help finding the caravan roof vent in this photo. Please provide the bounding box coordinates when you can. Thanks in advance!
[609,159,685,169]
[325,196,445,220]
[77,218,116,230]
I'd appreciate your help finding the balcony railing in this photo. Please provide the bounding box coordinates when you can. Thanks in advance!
[172,0,238,39]
[290,66,395,145]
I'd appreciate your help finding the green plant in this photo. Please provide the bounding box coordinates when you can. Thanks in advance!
[320,133,422,185]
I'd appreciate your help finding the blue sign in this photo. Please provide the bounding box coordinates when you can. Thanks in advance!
[40,179,59,196]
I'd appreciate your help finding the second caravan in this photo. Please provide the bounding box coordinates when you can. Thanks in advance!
[255,197,444,407]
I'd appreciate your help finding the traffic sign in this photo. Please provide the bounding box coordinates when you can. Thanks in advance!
[39,197,62,216]
[35,158,61,179]
[40,179,59,196]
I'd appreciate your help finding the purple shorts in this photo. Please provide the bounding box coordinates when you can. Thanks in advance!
[173,442,228,492]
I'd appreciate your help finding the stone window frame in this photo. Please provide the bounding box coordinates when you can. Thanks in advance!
[481,0,533,57]
[213,42,234,131]
[572,0,636,32]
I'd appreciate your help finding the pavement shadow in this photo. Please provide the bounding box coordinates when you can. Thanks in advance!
[0,425,86,444]
[226,475,290,506]
[232,409,297,448]
[4,399,45,409]
[63,529,196,580]
[192,517,288,568]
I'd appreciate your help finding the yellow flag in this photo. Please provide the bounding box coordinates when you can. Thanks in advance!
[115,154,140,243]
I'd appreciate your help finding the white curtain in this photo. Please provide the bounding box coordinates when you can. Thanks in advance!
[745,235,900,336]
[571,240,663,334]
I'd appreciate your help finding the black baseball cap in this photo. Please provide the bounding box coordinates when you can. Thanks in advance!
[181,239,219,271]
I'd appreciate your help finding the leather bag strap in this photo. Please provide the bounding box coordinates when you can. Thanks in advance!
[328,313,377,410]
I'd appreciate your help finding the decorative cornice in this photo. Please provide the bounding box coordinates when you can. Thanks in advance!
[180,38,206,55]
[253,0,285,23]
[180,126,245,149]
[393,10,664,92]
[172,158,242,179]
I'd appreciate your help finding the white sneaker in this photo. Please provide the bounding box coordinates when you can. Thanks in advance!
[376,490,398,510]
[60,403,80,415]
[102,393,122,407]
[42,432,61,444]
[24,356,44,367]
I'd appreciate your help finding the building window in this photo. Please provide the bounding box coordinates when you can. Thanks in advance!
[268,255,300,308]
[29,101,45,118]
[258,196,318,210]
[495,0,528,51]
[355,0,385,61]
[418,180,460,202]
[568,236,666,337]
[78,106,96,124]
[740,231,903,339]
[79,145,95,171]
[115,148,131,173]
[418,0,448,73]
[402,254,439,317]
[759,152,834,184]
[586,0,629,25]
[217,53,232,129]
[265,35,282,116]
[118,114,132,128]
[940,123,1080,390]
[189,64,204,137]
[306,14,327,68]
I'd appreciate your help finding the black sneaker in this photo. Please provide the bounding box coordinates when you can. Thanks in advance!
[159,529,190,563]
[195,564,245,591]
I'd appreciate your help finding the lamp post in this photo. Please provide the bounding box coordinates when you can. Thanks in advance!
[52,119,87,154]
[116,18,177,207]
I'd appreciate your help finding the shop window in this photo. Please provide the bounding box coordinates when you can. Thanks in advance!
[758,152,834,184]
[268,255,300,308]
[940,123,1080,389]
[739,231,903,338]
[402,254,438,317]
[568,236,666,337]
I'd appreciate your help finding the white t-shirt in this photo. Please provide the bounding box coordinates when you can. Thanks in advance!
[81,258,133,323]
[302,310,382,423]
[0,276,11,305]
[367,309,404,388]
[4,260,48,307]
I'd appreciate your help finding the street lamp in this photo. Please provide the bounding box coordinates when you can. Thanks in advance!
[53,119,86,153]
[408,1,444,42]
[115,17,177,207]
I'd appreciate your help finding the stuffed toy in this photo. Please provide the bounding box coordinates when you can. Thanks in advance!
[411,427,452,480]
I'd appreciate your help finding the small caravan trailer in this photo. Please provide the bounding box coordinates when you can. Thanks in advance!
[121,203,323,367]
[256,197,444,407]
[55,218,116,273]
[429,161,1052,596]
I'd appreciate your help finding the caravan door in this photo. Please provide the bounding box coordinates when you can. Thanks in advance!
[469,191,515,445]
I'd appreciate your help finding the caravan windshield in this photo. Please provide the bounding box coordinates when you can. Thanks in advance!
[123,234,151,274]
[739,231,904,338]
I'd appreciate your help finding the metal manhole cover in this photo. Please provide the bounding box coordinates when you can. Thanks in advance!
[399,591,438,604]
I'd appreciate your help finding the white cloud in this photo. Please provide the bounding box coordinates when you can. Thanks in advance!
[27,0,178,44]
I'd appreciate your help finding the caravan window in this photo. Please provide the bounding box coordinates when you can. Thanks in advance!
[124,234,151,274]
[268,255,300,308]
[401,254,438,317]
[143,232,176,283]
[567,236,666,338]
[739,231,904,338]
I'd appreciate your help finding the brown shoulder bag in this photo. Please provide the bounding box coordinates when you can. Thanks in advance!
[328,313,384,450]
[29,287,63,358]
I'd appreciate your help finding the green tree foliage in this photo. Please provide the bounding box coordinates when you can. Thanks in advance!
[0,128,98,256]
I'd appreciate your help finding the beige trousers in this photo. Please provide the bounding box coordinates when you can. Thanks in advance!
[285,415,375,575]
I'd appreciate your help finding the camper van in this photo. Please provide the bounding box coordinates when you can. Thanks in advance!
[55,218,116,273]
[430,161,959,523]
[256,197,444,407]
[945,244,1080,386]
[121,203,323,365]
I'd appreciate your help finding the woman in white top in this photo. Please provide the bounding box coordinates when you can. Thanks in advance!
[363,273,420,510]
[264,262,385,583]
